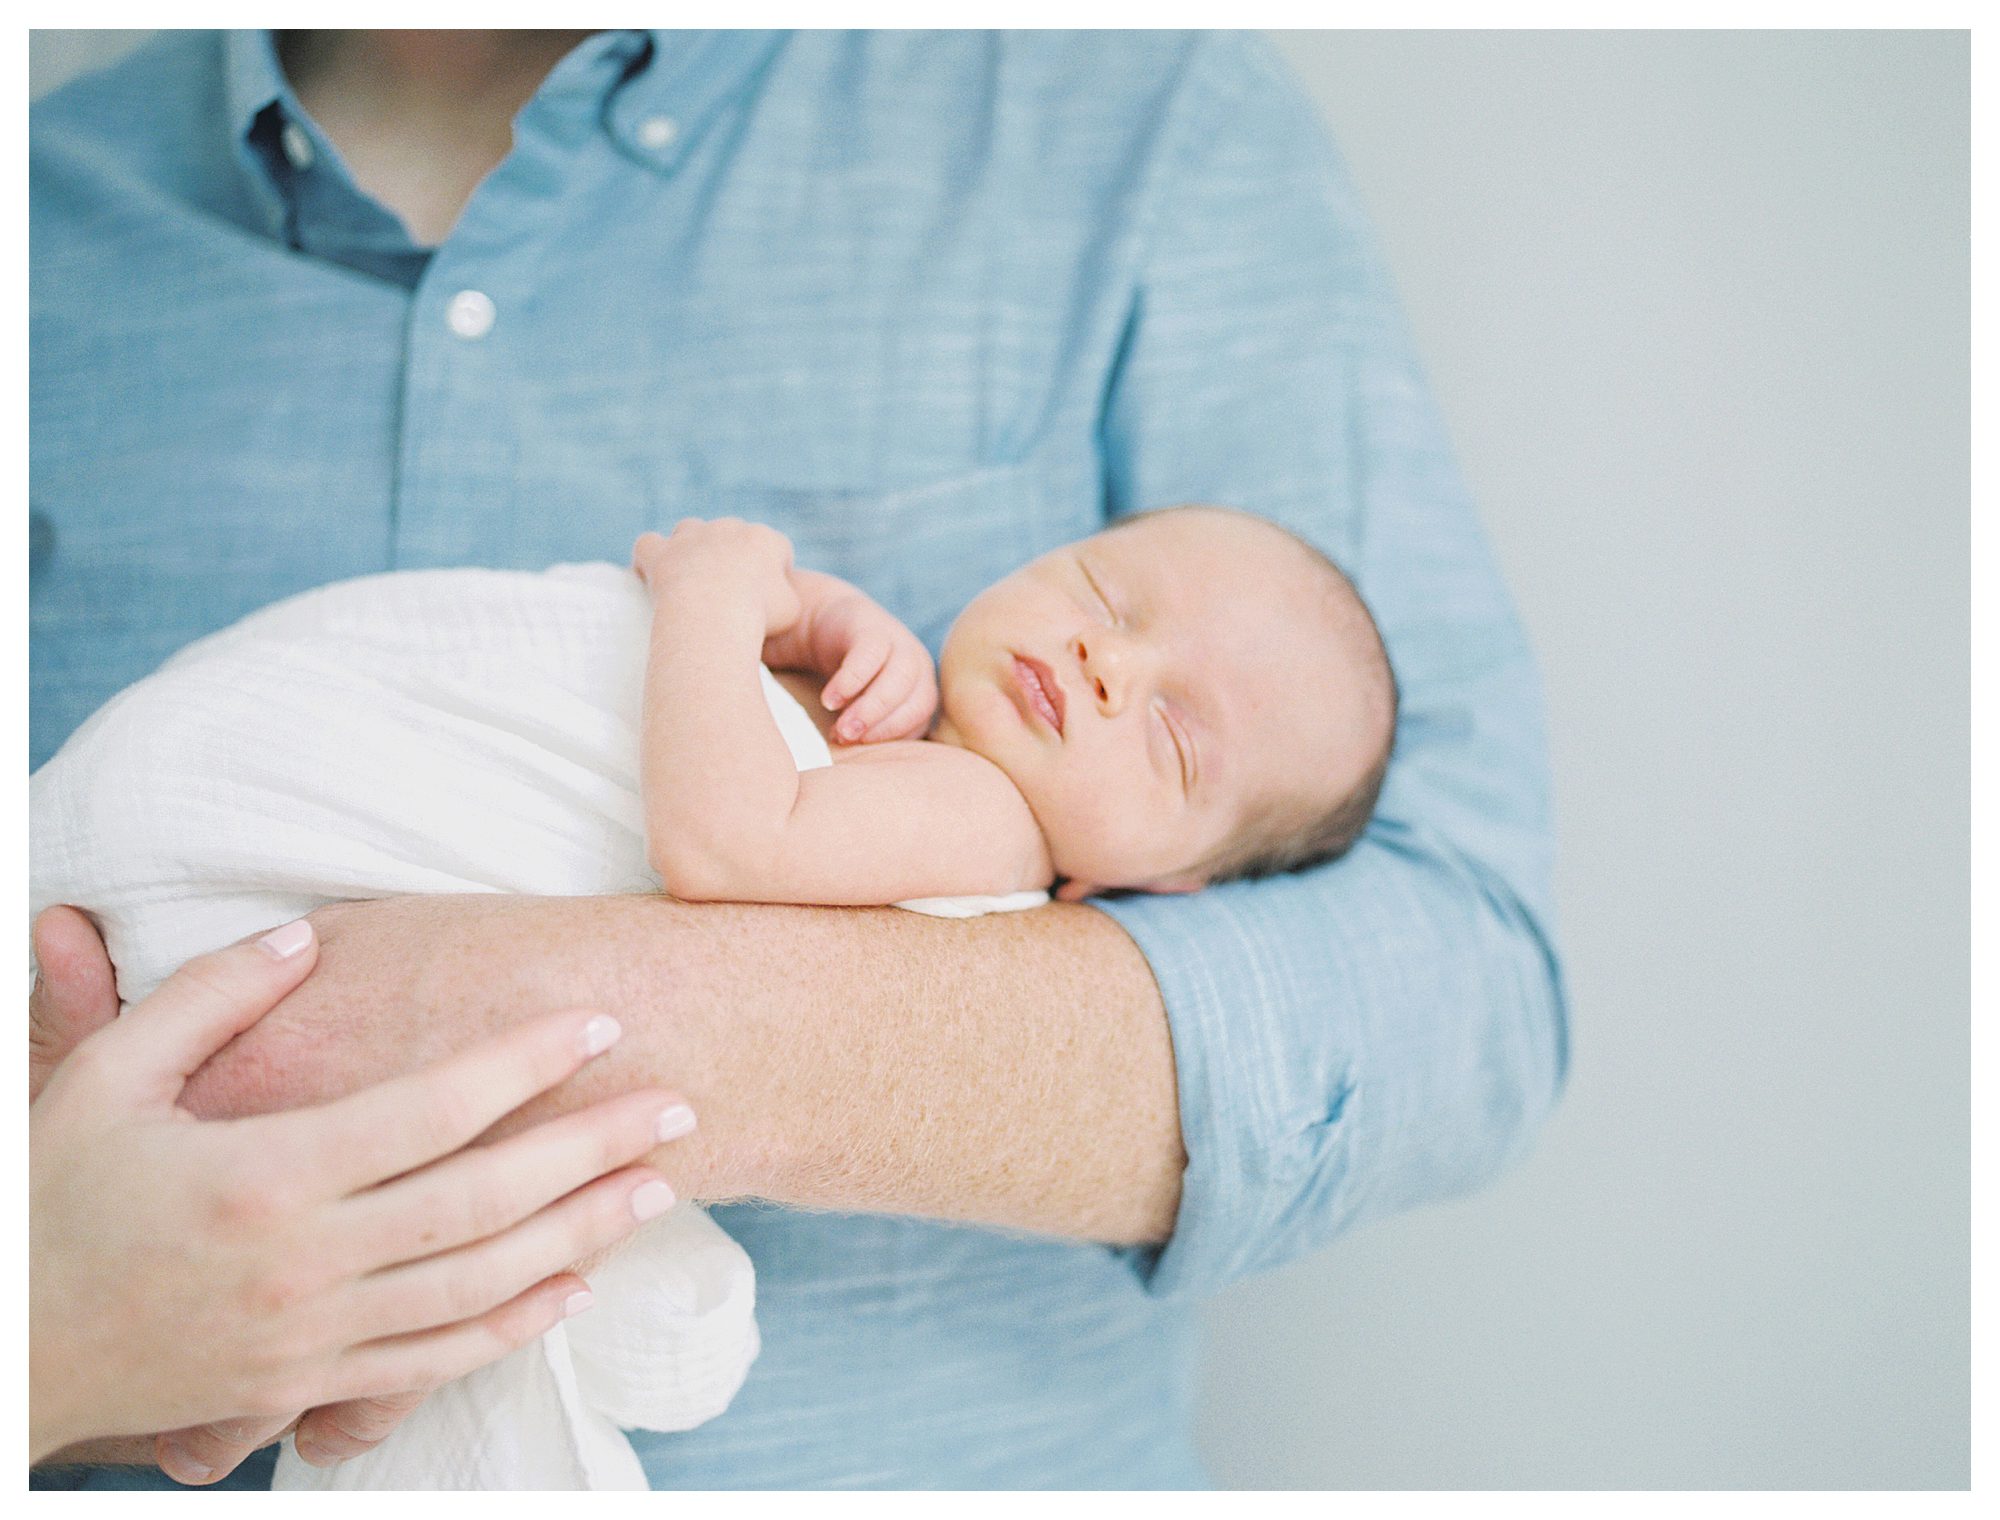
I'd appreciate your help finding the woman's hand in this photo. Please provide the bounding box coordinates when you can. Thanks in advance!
[30,908,691,1475]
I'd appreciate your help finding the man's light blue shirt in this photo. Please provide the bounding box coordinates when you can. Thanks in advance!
[31,29,1567,1489]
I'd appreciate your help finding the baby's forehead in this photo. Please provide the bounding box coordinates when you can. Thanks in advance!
[1097,507,1319,581]
[1097,509,1348,623]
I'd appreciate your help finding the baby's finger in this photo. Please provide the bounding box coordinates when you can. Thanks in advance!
[866,685,940,744]
[822,634,890,712]
[835,659,922,742]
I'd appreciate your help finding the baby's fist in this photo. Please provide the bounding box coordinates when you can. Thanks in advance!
[818,598,939,744]
[631,530,672,588]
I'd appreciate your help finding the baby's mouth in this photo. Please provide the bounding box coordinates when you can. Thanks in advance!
[1011,654,1066,736]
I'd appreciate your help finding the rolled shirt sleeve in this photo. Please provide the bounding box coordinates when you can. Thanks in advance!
[1093,32,1569,1297]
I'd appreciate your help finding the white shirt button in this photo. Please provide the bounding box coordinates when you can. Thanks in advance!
[280,121,315,171]
[636,115,679,151]
[446,290,496,340]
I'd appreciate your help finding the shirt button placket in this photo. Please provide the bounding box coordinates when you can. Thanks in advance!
[391,273,518,569]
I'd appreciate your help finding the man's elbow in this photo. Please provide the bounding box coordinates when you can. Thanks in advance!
[1475,903,1571,1182]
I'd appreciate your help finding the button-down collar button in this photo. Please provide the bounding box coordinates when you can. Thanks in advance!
[446,290,497,340]
[280,121,315,171]
[636,115,679,151]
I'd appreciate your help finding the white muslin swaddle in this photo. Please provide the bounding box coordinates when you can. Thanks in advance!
[28,562,1045,1490]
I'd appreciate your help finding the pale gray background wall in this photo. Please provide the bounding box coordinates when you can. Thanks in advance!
[31,29,1970,1490]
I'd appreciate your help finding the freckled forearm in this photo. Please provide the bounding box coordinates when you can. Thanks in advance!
[190,894,1186,1244]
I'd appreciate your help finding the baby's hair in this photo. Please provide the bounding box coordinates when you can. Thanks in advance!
[1122,507,1398,886]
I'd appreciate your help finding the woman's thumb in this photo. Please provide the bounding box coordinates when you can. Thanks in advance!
[86,920,320,1107]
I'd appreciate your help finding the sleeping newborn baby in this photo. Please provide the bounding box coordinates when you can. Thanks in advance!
[634,504,1397,909]
[29,503,1391,1489]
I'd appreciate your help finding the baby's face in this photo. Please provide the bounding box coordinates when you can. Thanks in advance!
[936,508,1378,897]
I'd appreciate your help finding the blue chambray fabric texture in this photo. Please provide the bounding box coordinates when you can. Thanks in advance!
[30,29,1567,1490]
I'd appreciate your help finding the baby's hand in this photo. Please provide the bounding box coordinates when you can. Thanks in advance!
[632,519,800,636]
[815,594,938,744]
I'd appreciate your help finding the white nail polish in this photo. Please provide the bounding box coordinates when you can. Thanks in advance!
[655,1103,698,1142]
[256,919,313,959]
[631,1180,676,1220]
[581,1015,622,1056]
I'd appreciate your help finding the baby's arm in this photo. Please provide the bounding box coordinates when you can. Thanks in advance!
[633,522,1051,905]
[634,520,810,897]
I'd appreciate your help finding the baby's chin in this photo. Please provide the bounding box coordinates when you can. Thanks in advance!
[1047,846,1206,902]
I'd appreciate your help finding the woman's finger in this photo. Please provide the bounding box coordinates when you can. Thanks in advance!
[322,1271,601,1407]
[342,1167,672,1344]
[295,1008,624,1196]
[81,919,319,1109]
[334,1087,691,1273]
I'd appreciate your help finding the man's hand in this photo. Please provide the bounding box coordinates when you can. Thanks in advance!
[30,904,120,1100]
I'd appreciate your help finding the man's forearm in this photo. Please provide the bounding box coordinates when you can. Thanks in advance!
[185,894,1186,1244]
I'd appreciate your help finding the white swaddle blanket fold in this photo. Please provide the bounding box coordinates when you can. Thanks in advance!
[28,562,1045,1490]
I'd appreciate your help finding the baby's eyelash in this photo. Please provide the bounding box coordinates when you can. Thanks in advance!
[1081,562,1118,623]
[1158,705,1191,792]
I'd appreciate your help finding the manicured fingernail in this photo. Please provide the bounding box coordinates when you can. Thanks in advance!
[256,919,313,959]
[581,1015,622,1057]
[160,1439,213,1483]
[655,1103,698,1142]
[292,1433,331,1466]
[562,1288,595,1318]
[631,1179,676,1220]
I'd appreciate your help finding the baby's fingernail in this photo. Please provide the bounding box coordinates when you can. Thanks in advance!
[160,1439,214,1484]
[655,1103,698,1142]
[631,1179,677,1220]
[256,919,313,959]
[581,1014,622,1057]
[563,1288,595,1318]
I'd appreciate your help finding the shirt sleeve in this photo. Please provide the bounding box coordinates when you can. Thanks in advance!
[1092,32,1570,1297]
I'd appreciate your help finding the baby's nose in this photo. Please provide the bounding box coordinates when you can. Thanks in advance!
[1071,633,1127,710]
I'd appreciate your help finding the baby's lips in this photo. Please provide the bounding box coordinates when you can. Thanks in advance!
[1011,653,1066,735]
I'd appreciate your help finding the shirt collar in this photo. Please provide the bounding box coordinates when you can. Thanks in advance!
[223,29,784,189]
[222,28,292,147]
